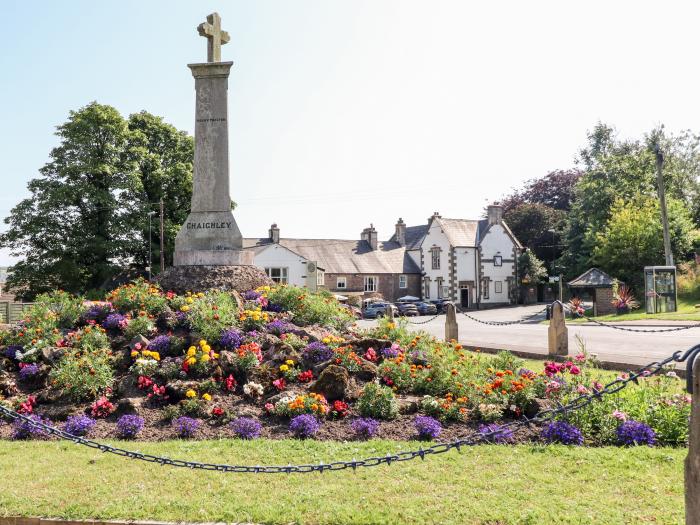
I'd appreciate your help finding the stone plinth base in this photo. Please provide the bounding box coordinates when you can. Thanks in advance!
[156,265,272,294]
[173,248,254,266]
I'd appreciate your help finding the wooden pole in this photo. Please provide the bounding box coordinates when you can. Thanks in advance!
[686,358,700,523]
[655,147,674,266]
[159,198,165,272]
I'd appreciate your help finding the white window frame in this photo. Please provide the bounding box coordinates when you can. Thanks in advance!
[494,255,503,267]
[364,276,378,292]
[336,276,347,289]
[399,274,407,289]
[317,270,325,286]
[265,267,288,284]
[431,248,441,270]
[495,281,503,294]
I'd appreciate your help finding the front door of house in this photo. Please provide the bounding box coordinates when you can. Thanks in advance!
[460,288,470,308]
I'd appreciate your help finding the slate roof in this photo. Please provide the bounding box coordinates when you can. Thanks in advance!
[567,268,615,288]
[243,238,421,274]
[388,225,428,251]
[435,217,486,247]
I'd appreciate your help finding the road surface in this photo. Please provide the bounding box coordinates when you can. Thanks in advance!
[356,305,699,369]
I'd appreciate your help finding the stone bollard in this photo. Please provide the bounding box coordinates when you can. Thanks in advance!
[686,358,700,523]
[547,300,568,356]
[385,305,395,321]
[445,302,458,342]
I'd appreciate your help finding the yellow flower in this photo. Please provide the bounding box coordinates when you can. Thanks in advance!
[202,393,212,401]
[201,354,211,362]
[213,353,220,359]
[186,297,194,304]
[185,389,196,398]
[130,350,138,358]
[285,359,294,365]
[180,305,190,312]
[322,337,331,344]
[187,346,196,357]
[186,357,196,365]
[197,292,205,298]
[203,344,211,353]
[199,339,207,347]
[279,364,289,372]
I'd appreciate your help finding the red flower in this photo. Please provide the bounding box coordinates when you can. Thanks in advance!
[332,400,349,418]
[364,348,378,362]
[225,374,237,392]
[137,375,154,390]
[272,378,286,391]
[212,406,224,417]
[297,370,314,383]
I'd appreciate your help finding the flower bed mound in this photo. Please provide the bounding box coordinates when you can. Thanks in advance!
[0,280,691,447]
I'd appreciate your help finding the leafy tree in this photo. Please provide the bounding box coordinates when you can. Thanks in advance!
[592,196,696,288]
[497,169,582,213]
[518,249,547,284]
[503,203,566,266]
[0,103,194,299]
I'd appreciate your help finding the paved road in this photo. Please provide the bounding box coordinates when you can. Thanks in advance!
[356,305,700,369]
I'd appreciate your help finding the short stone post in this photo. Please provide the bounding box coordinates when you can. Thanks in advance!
[547,300,568,356]
[385,305,395,321]
[445,302,458,342]
[685,358,700,523]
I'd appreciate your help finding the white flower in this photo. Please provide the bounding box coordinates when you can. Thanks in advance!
[666,371,679,379]
[243,382,264,397]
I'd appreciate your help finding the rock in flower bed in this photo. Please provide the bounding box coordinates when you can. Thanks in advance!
[0,280,691,446]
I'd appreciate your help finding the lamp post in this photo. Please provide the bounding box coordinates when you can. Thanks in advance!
[147,211,157,281]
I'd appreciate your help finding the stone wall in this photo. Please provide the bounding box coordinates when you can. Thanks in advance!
[595,287,616,316]
[324,273,421,302]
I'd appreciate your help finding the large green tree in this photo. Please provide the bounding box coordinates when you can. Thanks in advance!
[0,103,194,299]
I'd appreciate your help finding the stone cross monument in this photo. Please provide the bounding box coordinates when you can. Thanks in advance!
[173,12,254,267]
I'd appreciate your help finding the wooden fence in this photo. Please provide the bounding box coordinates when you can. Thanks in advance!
[0,302,33,324]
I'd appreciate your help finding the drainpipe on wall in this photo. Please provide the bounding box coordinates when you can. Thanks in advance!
[475,247,481,310]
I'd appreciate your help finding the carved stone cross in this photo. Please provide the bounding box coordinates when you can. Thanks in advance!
[197,12,230,63]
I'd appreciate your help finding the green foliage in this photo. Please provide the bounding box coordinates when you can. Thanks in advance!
[49,348,114,402]
[504,203,566,265]
[30,291,86,329]
[357,382,398,420]
[106,279,167,316]
[592,196,695,287]
[0,103,194,299]
[265,286,353,329]
[123,314,156,340]
[186,291,241,342]
[518,249,547,284]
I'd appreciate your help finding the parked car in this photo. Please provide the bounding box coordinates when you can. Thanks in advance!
[362,302,398,319]
[414,301,438,315]
[395,302,419,317]
[429,299,451,313]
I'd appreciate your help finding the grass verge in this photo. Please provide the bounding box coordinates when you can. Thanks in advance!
[0,439,684,525]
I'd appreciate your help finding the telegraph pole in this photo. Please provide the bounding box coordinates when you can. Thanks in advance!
[654,145,674,266]
[159,199,165,272]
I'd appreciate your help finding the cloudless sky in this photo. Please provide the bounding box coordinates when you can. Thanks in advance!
[2,0,700,265]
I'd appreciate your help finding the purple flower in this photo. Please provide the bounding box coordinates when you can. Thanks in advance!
[302,342,333,363]
[230,417,262,439]
[220,329,243,350]
[173,416,200,438]
[4,345,23,360]
[289,414,321,438]
[617,420,656,446]
[381,344,401,359]
[83,303,113,323]
[12,414,50,440]
[243,290,262,301]
[64,415,96,436]
[478,423,514,444]
[409,349,428,365]
[414,416,442,440]
[263,303,284,313]
[350,418,380,439]
[116,414,144,438]
[518,368,535,378]
[102,313,127,331]
[542,421,583,445]
[265,319,294,336]
[148,335,171,354]
[18,363,40,381]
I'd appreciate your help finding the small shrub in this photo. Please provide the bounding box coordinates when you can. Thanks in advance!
[116,414,144,438]
[289,414,321,438]
[187,291,241,342]
[302,341,333,363]
[350,417,380,439]
[617,420,656,446]
[265,286,353,329]
[357,382,398,420]
[220,328,244,350]
[542,421,583,445]
[414,415,442,440]
[64,415,96,436]
[102,313,128,331]
[30,290,86,329]
[490,351,524,373]
[49,349,114,402]
[18,363,40,382]
[148,335,172,355]
[173,416,200,438]
[230,417,262,439]
[106,280,168,316]
[124,314,155,340]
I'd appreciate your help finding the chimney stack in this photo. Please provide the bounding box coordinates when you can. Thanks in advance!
[487,205,503,225]
[269,223,280,244]
[395,218,406,246]
[361,224,378,250]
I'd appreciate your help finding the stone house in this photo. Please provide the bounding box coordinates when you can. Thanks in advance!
[389,205,522,308]
[243,224,422,303]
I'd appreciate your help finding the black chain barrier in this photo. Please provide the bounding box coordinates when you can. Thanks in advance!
[564,305,700,333]
[1,344,697,474]
[458,307,548,326]
[406,313,442,325]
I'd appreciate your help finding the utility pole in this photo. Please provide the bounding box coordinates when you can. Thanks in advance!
[654,144,674,266]
[159,199,165,273]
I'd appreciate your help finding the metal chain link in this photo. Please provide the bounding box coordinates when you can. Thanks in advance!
[406,313,442,325]
[563,305,700,333]
[458,307,548,326]
[0,345,695,474]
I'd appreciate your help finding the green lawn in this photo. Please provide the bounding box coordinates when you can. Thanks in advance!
[0,439,685,525]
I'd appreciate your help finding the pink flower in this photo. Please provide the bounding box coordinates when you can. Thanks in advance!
[616,373,629,381]
[612,410,627,421]
[576,384,589,394]
[134,343,142,350]
[364,348,378,362]
[574,353,586,363]
[592,381,603,391]
[569,365,580,375]
[264,403,274,413]
[272,378,286,391]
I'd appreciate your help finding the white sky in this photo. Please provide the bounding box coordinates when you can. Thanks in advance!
[2,0,700,265]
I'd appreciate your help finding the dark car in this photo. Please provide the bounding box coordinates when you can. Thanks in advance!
[362,302,398,319]
[414,301,438,315]
[429,299,451,313]
[395,302,419,317]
